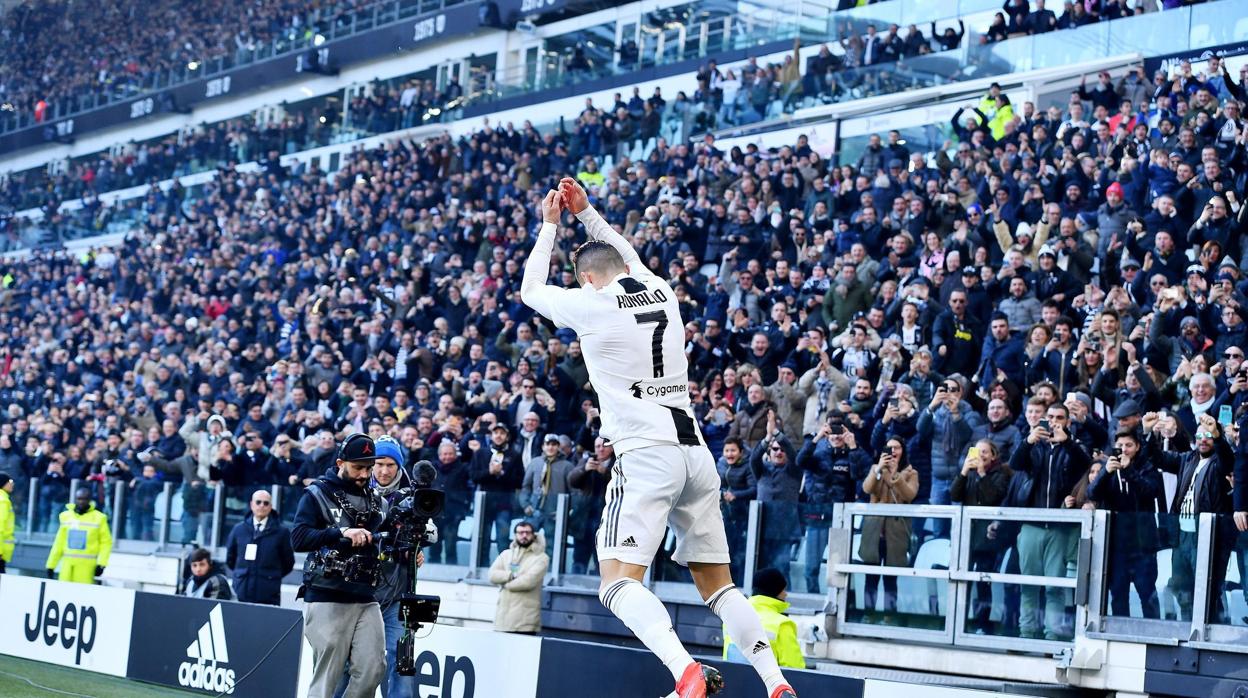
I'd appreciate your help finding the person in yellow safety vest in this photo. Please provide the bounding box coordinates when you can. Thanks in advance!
[0,473,15,573]
[723,567,805,669]
[45,488,112,584]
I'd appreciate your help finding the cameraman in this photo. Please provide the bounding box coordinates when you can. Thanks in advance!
[371,437,426,698]
[292,433,387,698]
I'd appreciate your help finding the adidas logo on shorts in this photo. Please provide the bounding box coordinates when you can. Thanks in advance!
[621,536,638,548]
[751,640,769,655]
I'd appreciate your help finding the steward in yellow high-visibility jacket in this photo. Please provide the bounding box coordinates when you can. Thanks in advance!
[45,489,112,584]
[0,474,15,573]
[723,568,805,668]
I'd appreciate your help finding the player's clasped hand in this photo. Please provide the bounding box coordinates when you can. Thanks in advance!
[541,189,563,224]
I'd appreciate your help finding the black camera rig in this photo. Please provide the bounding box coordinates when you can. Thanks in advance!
[385,462,447,677]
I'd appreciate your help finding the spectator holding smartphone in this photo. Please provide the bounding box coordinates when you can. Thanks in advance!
[1008,403,1091,639]
[859,437,918,614]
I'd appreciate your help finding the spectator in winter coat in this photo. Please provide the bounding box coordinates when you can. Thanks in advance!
[471,423,526,558]
[1088,430,1164,619]
[796,357,852,437]
[488,522,549,633]
[917,377,985,507]
[972,399,1024,462]
[567,437,612,575]
[859,437,919,612]
[976,313,1028,388]
[950,439,1012,631]
[225,489,295,605]
[521,434,575,552]
[797,422,872,593]
[717,438,756,581]
[997,277,1044,330]
[749,412,800,583]
[1008,403,1091,639]
[932,289,983,378]
[728,384,782,449]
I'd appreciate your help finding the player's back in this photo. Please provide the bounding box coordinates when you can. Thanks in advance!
[575,272,702,455]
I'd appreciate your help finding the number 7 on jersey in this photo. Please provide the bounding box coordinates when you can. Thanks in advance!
[634,310,668,378]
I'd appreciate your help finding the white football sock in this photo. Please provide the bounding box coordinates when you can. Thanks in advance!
[707,584,788,695]
[600,578,693,681]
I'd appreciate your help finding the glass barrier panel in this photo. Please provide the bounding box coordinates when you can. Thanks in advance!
[964,581,1075,640]
[967,518,1079,640]
[844,572,949,631]
[1189,1,1248,47]
[1106,8,1189,59]
[956,0,1002,16]
[1030,21,1109,73]
[752,501,801,592]
[976,31,1035,74]
[841,510,951,629]
[836,3,903,32]
[1209,514,1248,627]
[9,471,33,535]
[650,529,696,584]
[1104,513,1187,622]
[32,475,72,533]
[475,490,521,568]
[425,483,472,567]
[563,492,605,577]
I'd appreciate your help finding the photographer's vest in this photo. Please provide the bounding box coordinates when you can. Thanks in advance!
[302,482,387,598]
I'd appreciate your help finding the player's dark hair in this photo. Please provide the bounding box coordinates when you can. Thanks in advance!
[572,240,627,280]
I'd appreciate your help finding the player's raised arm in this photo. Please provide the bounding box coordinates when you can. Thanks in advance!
[558,177,648,277]
[521,189,577,325]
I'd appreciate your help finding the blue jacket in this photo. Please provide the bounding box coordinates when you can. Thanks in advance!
[795,438,872,506]
[917,402,984,486]
[226,514,295,605]
[1027,345,1078,396]
[977,332,1027,388]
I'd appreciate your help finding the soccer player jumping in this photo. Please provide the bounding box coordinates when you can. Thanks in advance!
[521,178,797,698]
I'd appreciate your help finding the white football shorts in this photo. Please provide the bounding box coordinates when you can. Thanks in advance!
[596,443,730,567]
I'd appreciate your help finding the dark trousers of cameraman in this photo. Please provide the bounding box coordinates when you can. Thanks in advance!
[304,601,386,698]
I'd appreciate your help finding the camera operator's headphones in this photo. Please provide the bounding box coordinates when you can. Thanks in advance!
[337,432,375,462]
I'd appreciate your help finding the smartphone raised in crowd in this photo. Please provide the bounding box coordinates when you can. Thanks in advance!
[1219,404,1234,426]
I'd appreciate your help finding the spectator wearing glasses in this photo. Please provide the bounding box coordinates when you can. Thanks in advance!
[918,376,984,508]
[225,489,295,606]
[508,379,551,433]
[750,410,801,582]
[1008,403,1091,639]
[932,289,983,379]
[1217,348,1247,397]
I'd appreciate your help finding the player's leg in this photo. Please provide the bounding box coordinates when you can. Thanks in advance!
[673,446,796,698]
[596,448,702,690]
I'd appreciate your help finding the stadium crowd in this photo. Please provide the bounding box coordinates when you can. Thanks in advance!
[1,51,1248,637]
[0,0,372,126]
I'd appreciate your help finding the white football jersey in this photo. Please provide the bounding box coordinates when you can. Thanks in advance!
[521,208,703,454]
